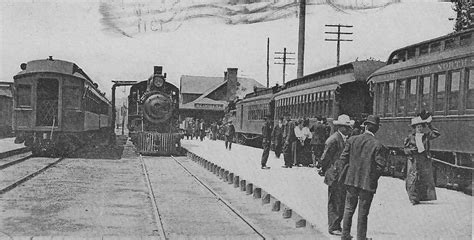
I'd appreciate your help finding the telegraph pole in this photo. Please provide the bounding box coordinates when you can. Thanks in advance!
[325,24,353,66]
[274,48,295,84]
[266,37,270,88]
[297,0,306,78]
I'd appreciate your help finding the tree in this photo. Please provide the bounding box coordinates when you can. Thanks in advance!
[452,0,473,31]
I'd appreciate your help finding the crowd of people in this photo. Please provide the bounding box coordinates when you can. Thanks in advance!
[183,118,234,143]
[261,112,440,240]
[183,111,440,240]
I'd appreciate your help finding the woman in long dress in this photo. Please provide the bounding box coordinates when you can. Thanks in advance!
[403,116,440,205]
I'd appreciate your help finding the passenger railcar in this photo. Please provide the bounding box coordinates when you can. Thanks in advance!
[234,60,384,146]
[367,28,474,192]
[234,85,281,146]
[128,66,181,155]
[273,60,385,124]
[13,57,112,156]
[0,82,13,137]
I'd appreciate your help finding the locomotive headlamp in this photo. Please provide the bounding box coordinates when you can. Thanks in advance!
[153,75,164,88]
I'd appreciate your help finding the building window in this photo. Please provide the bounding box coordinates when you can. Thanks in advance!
[448,71,461,111]
[434,73,446,112]
[421,76,431,112]
[16,85,31,107]
[407,78,417,113]
[397,80,406,115]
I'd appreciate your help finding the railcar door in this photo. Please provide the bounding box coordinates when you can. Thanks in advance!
[36,79,59,126]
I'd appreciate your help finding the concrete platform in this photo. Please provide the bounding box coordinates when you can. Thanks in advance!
[182,139,472,240]
[0,137,28,158]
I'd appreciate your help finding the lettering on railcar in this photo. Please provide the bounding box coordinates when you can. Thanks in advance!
[375,56,473,81]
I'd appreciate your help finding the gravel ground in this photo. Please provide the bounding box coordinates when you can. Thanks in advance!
[0,157,157,238]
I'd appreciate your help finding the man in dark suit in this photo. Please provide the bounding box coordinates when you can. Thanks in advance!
[310,116,328,168]
[225,120,235,150]
[339,115,388,240]
[282,114,296,168]
[319,114,354,236]
[261,116,273,169]
[272,117,285,158]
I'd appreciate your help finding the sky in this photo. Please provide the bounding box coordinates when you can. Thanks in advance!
[0,0,456,101]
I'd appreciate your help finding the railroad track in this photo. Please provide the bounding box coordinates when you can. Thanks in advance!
[0,153,67,195]
[139,154,270,240]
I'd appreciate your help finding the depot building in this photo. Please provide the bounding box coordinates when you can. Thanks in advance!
[179,68,263,123]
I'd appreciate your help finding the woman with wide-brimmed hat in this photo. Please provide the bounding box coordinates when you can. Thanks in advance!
[403,115,441,205]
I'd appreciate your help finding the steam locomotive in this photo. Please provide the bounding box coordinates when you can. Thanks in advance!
[127,66,181,155]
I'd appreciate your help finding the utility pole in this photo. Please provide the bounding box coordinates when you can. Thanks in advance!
[274,48,295,84]
[297,0,306,78]
[324,24,353,66]
[266,37,270,88]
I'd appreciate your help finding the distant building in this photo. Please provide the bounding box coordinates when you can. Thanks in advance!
[179,68,263,123]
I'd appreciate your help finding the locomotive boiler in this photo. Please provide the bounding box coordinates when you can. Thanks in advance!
[128,66,181,155]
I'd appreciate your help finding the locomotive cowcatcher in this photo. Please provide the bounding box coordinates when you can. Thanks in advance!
[128,66,181,155]
[13,57,112,156]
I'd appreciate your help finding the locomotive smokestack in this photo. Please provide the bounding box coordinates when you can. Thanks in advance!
[154,66,163,75]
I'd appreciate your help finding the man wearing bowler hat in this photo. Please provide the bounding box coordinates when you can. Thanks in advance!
[319,114,354,236]
[339,115,388,240]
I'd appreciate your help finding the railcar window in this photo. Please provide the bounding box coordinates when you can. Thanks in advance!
[448,71,461,111]
[64,87,81,109]
[377,84,384,115]
[396,80,406,115]
[421,76,431,112]
[419,45,429,56]
[16,85,31,107]
[430,42,441,53]
[328,91,333,116]
[407,48,416,60]
[467,69,474,110]
[384,82,395,116]
[460,33,472,46]
[434,73,446,113]
[407,78,417,114]
[445,38,456,49]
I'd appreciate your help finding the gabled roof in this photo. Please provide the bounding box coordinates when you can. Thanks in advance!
[180,75,264,96]
[180,75,223,94]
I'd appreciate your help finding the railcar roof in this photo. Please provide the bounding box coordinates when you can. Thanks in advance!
[283,60,384,89]
[14,58,93,83]
[368,29,474,83]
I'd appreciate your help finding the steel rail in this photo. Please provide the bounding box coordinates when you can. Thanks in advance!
[0,154,33,170]
[0,157,66,195]
[170,155,270,240]
[139,154,167,239]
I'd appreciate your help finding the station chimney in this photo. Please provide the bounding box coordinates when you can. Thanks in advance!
[226,68,238,101]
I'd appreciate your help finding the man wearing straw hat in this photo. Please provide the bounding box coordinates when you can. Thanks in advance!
[339,115,388,240]
[319,114,354,236]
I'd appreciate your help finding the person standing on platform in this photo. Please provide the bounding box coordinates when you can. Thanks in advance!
[225,120,235,150]
[311,116,328,168]
[193,119,199,140]
[211,122,218,140]
[403,114,440,205]
[271,117,285,158]
[261,116,273,169]
[339,115,388,240]
[282,114,296,168]
[319,114,353,236]
[186,120,193,140]
[199,119,206,141]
